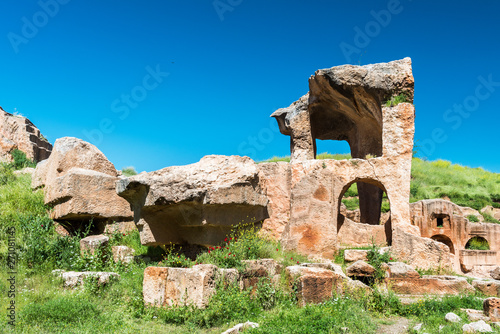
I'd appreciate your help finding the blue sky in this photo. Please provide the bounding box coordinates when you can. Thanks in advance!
[1,1,499,173]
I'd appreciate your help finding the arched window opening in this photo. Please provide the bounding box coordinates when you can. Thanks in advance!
[431,235,455,254]
[465,236,490,250]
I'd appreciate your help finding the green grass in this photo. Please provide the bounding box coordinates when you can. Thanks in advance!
[260,152,351,163]
[121,166,138,177]
[385,94,410,107]
[465,236,490,250]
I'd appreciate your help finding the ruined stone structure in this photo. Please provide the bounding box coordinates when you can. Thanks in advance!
[410,199,500,274]
[0,107,52,163]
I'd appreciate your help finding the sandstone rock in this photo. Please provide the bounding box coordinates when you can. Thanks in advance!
[54,222,70,237]
[346,260,375,277]
[32,137,117,190]
[300,262,347,279]
[345,278,372,294]
[143,265,238,308]
[462,320,493,333]
[337,218,388,248]
[286,266,344,306]
[491,267,500,280]
[32,137,132,229]
[80,235,109,256]
[392,228,452,271]
[257,162,291,240]
[389,275,474,295]
[117,155,268,247]
[381,262,420,279]
[240,259,282,290]
[484,297,500,322]
[45,168,133,222]
[464,308,490,322]
[112,246,135,264]
[53,270,119,288]
[221,321,259,334]
[104,221,137,234]
[472,280,500,297]
[0,108,52,163]
[445,312,461,323]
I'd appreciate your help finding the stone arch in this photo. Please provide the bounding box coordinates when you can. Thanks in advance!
[465,236,490,250]
[431,234,455,254]
[337,178,392,245]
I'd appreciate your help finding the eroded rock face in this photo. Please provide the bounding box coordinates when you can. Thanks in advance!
[346,260,375,277]
[484,297,500,322]
[0,108,52,163]
[32,137,133,229]
[472,280,500,297]
[389,275,474,295]
[117,155,269,247]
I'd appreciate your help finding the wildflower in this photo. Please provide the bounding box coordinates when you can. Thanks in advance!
[208,250,211,254]
[276,248,279,251]
[297,261,299,264]
[291,257,293,260]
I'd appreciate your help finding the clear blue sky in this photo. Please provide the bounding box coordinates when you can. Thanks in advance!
[1,1,499,173]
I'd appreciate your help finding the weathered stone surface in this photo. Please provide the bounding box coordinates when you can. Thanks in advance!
[240,259,282,290]
[445,312,461,323]
[45,168,133,222]
[0,108,52,163]
[337,217,388,248]
[484,297,500,322]
[345,278,372,294]
[286,266,344,306]
[392,228,452,271]
[53,270,119,288]
[32,137,117,190]
[472,280,500,297]
[300,262,347,278]
[462,320,493,333]
[461,206,484,222]
[492,267,500,280]
[54,222,70,237]
[31,137,132,228]
[389,275,474,295]
[381,262,420,279]
[80,235,109,256]
[221,321,259,334]
[346,260,375,277]
[104,221,137,234]
[117,155,268,247]
[112,246,135,264]
[143,265,238,308]
[464,308,490,322]
[257,162,291,240]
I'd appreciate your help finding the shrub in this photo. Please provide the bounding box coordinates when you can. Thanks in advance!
[385,94,409,107]
[366,242,394,282]
[465,237,490,250]
[482,212,500,224]
[121,166,138,177]
[467,214,479,222]
[10,149,36,170]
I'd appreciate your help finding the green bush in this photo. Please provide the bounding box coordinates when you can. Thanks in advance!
[385,94,409,107]
[366,242,394,282]
[10,149,36,170]
[465,237,490,250]
[467,215,480,222]
[121,166,138,177]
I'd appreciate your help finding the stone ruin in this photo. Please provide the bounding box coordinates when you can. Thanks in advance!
[29,58,500,273]
[0,107,52,163]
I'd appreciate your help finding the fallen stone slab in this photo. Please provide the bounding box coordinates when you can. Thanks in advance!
[381,262,420,279]
[462,320,493,333]
[484,297,500,322]
[112,245,135,264]
[240,259,282,290]
[491,267,500,280]
[344,247,391,262]
[52,270,120,288]
[346,260,375,277]
[286,266,346,306]
[221,321,259,334]
[462,308,490,322]
[80,235,109,256]
[388,275,474,295]
[117,155,268,247]
[143,264,238,308]
[472,280,500,297]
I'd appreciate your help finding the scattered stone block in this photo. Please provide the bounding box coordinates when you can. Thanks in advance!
[388,275,474,295]
[80,234,109,256]
[53,270,119,288]
[143,265,238,308]
[112,245,135,264]
[484,297,500,322]
[221,321,259,334]
[491,267,500,280]
[286,266,344,306]
[472,280,500,297]
[381,262,420,279]
[346,260,375,277]
[445,312,461,323]
[463,309,490,322]
[462,320,493,333]
[240,259,282,290]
